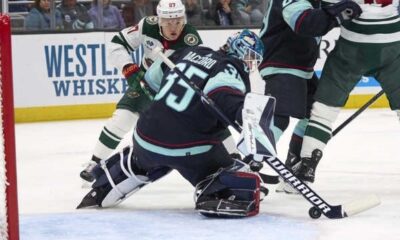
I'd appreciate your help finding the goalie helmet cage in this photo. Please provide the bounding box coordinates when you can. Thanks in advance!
[0,15,20,240]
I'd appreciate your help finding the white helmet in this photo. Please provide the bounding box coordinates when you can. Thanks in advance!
[156,0,186,19]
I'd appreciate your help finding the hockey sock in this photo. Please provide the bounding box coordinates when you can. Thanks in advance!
[271,115,289,143]
[288,118,309,157]
[92,109,138,160]
[300,102,340,158]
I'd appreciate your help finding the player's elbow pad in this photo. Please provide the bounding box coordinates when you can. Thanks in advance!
[295,9,337,37]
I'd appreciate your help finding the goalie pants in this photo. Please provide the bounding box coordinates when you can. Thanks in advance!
[133,136,234,186]
[315,37,400,110]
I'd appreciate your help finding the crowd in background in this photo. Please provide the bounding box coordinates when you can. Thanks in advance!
[3,0,267,31]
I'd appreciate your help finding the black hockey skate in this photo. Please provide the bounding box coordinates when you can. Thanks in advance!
[285,151,301,169]
[293,149,323,183]
[80,156,101,182]
[276,149,322,194]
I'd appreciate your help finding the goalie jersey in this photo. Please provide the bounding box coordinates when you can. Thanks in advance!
[135,46,250,155]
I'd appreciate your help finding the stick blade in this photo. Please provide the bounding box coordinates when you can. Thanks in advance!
[343,194,381,217]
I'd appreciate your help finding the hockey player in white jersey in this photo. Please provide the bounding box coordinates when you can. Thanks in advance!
[80,0,202,182]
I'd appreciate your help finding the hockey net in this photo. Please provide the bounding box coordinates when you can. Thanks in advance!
[0,15,19,240]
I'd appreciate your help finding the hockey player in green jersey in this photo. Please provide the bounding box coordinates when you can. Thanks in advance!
[80,0,202,182]
[258,0,362,192]
[288,0,400,191]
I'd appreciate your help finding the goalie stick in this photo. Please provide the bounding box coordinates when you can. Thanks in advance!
[152,47,380,219]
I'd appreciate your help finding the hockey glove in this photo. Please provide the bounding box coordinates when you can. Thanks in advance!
[123,63,144,87]
[323,0,362,25]
[122,63,154,99]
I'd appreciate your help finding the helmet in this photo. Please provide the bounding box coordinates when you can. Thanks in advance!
[156,0,186,19]
[224,29,264,71]
[156,0,187,40]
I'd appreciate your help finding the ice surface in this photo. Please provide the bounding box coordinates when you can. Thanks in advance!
[16,109,400,240]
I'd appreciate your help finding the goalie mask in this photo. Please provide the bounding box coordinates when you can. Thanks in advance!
[157,0,187,41]
[223,29,264,71]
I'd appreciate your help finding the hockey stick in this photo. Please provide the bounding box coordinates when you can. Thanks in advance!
[153,47,380,219]
[333,90,384,136]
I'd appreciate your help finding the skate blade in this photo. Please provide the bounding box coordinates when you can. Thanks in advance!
[275,181,301,195]
[77,190,99,209]
[275,181,285,193]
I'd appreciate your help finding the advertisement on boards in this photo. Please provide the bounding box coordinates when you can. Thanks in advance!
[11,29,385,122]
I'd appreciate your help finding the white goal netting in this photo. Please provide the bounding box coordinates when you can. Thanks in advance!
[0,98,7,240]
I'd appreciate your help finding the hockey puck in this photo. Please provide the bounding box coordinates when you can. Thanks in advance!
[308,206,322,219]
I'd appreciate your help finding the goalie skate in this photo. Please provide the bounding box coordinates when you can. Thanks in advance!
[77,182,146,209]
[77,186,110,209]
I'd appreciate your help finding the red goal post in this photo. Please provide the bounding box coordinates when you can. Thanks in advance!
[0,14,19,240]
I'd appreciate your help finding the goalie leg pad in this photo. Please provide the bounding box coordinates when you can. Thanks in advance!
[195,168,261,218]
[242,93,277,158]
[98,165,171,208]
[77,146,171,209]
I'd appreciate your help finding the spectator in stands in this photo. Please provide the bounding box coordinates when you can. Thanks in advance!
[184,0,202,26]
[211,0,234,25]
[24,0,63,30]
[9,0,29,13]
[120,0,154,26]
[57,0,94,30]
[121,3,136,26]
[88,0,125,29]
[129,0,154,25]
[197,0,215,26]
[233,0,263,25]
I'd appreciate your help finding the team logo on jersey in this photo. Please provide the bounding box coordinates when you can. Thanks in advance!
[184,34,199,46]
[145,40,155,48]
[146,16,158,25]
